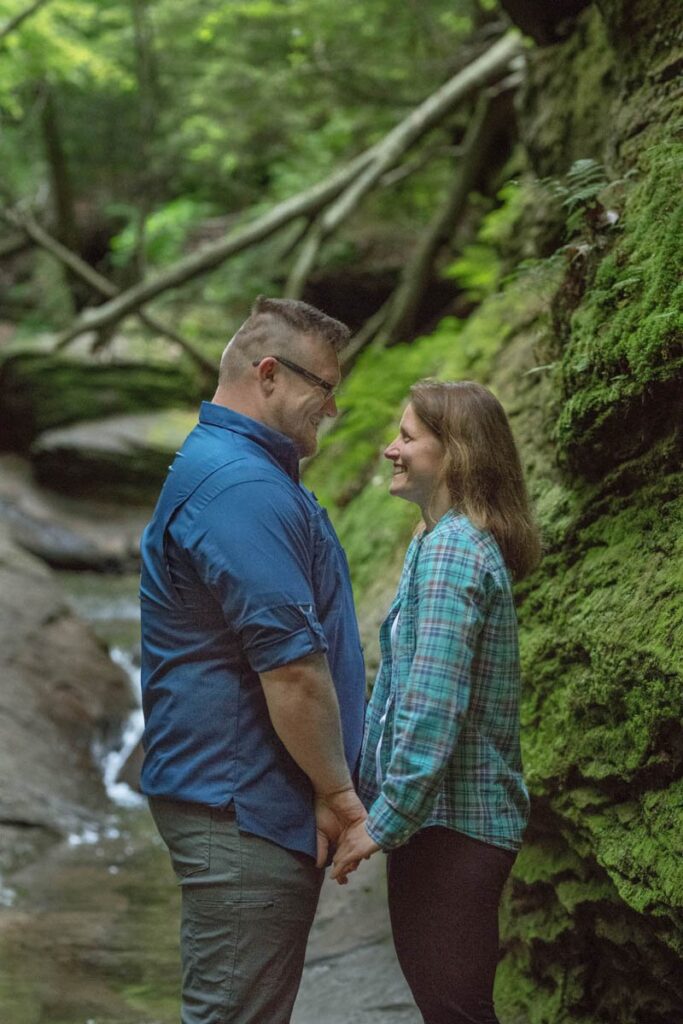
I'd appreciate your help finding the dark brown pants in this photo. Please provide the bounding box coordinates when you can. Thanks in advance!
[387,827,516,1024]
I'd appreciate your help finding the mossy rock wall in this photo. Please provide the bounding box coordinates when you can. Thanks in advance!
[306,2,682,1019]
[0,350,204,451]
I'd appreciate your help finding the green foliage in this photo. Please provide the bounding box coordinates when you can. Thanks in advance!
[443,242,500,300]
[543,157,609,236]
[442,181,527,300]
[108,197,216,268]
[147,0,489,204]
[0,0,132,100]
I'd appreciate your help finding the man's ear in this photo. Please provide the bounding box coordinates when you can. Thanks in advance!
[254,356,277,393]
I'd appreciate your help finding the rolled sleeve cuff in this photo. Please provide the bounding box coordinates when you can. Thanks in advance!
[242,603,329,673]
[365,792,419,851]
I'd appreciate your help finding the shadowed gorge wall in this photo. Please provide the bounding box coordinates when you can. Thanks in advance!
[305,2,682,1019]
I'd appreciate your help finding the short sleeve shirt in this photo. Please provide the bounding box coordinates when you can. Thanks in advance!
[140,402,365,859]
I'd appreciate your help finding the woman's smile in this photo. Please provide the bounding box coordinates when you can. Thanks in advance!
[384,403,450,524]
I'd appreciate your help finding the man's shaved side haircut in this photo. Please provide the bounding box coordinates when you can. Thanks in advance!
[249,296,351,352]
[219,296,351,383]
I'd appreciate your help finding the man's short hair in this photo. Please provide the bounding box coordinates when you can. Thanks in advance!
[219,296,351,383]
[248,296,350,352]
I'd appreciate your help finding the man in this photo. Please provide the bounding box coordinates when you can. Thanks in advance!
[139,296,367,1024]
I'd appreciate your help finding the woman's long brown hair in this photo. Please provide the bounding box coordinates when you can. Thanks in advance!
[410,379,541,580]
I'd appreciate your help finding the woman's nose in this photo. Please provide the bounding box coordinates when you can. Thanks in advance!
[384,439,399,460]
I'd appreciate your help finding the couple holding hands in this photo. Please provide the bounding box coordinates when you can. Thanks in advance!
[139,297,540,1024]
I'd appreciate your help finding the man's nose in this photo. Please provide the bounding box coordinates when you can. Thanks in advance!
[323,393,338,417]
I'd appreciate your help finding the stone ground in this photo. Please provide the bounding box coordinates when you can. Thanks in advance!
[294,855,419,1024]
[0,813,418,1024]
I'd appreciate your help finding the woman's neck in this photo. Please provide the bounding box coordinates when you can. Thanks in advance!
[420,484,452,532]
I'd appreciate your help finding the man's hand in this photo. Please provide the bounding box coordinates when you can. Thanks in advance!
[314,787,367,869]
[331,819,380,883]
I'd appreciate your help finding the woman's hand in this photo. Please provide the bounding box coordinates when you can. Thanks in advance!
[331,821,380,884]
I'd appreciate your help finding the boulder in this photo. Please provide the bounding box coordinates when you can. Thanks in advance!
[0,523,134,873]
[0,346,205,451]
[30,409,197,500]
[0,453,150,572]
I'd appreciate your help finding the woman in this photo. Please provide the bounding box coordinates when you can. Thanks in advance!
[332,379,541,1024]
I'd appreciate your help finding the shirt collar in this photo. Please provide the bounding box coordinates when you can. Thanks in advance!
[199,401,300,482]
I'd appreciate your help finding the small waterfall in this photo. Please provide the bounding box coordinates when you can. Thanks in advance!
[60,572,146,809]
[94,646,145,808]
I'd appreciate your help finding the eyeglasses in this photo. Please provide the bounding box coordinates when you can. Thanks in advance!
[252,355,337,396]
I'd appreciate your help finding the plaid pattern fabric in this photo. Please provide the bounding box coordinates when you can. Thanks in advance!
[360,511,529,852]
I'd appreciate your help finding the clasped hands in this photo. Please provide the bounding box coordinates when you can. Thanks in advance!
[315,788,380,884]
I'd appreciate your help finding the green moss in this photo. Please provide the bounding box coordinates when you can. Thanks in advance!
[0,350,205,450]
[518,469,682,792]
[555,141,683,477]
[518,7,616,179]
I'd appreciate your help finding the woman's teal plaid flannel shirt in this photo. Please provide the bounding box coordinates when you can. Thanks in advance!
[359,511,529,852]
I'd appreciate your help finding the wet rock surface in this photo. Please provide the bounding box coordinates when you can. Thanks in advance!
[0,522,134,874]
[294,857,418,1024]
[0,806,417,1024]
[0,453,150,571]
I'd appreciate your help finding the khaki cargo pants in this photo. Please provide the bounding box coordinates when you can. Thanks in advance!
[149,797,323,1024]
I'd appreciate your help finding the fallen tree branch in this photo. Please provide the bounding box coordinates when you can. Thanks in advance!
[4,208,216,375]
[316,33,520,238]
[55,148,379,347]
[283,220,325,299]
[56,31,521,346]
[340,303,392,372]
[282,31,521,299]
[0,0,53,43]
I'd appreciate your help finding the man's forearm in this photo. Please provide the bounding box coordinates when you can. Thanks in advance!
[260,652,353,796]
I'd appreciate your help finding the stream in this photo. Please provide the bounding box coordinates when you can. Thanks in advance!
[0,572,415,1024]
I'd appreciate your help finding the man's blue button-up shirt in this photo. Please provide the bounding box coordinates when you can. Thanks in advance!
[139,401,365,859]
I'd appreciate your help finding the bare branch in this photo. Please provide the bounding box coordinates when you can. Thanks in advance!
[0,0,53,43]
[55,148,378,347]
[286,31,521,299]
[382,89,512,346]
[317,33,521,239]
[4,208,216,375]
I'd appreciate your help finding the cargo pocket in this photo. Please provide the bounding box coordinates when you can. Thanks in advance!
[183,890,278,1015]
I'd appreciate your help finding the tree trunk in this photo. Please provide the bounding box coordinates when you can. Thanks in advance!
[40,86,88,310]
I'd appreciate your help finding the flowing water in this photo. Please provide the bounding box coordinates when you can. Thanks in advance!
[0,572,182,1024]
[0,573,415,1024]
